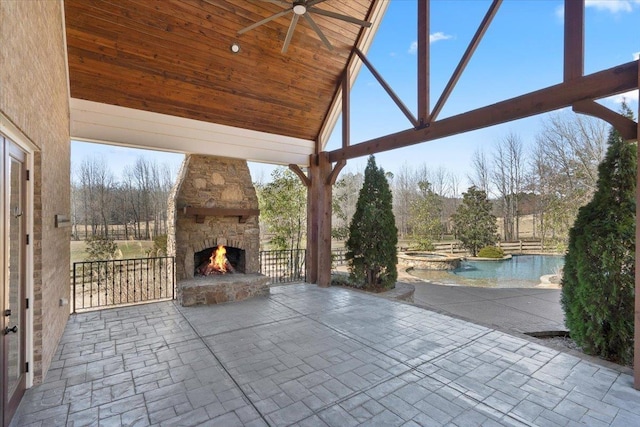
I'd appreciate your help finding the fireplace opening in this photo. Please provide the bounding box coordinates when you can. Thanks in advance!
[194,245,246,276]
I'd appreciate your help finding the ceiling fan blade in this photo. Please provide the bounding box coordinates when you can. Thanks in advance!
[308,7,372,27]
[282,14,300,53]
[303,14,333,51]
[256,0,290,5]
[238,9,292,35]
[307,0,329,7]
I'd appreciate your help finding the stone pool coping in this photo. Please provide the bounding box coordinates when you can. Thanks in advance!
[397,252,461,270]
[465,254,513,261]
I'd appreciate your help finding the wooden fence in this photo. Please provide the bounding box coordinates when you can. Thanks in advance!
[431,240,546,255]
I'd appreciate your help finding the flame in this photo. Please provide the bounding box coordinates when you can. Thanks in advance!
[210,245,228,273]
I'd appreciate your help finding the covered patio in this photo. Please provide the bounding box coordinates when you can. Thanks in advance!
[11,284,640,426]
[2,0,640,425]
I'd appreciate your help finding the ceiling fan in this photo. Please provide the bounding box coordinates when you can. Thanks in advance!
[238,0,372,54]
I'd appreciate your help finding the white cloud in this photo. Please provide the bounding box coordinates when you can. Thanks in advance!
[633,52,640,60]
[408,32,453,54]
[555,5,564,19]
[430,32,453,43]
[585,0,639,13]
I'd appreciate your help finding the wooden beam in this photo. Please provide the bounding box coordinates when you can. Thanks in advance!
[417,0,429,123]
[289,163,311,187]
[354,48,419,128]
[342,72,350,149]
[328,60,638,163]
[572,100,637,141]
[564,0,584,81]
[182,207,259,224]
[327,160,346,186]
[429,0,502,122]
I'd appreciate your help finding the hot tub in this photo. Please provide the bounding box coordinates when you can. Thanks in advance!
[398,252,461,270]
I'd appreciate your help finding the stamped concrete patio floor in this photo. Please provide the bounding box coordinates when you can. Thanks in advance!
[11,284,640,426]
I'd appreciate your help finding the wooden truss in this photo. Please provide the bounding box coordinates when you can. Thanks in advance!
[295,0,639,388]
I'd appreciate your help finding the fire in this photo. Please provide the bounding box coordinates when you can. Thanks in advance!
[210,245,228,273]
[195,244,235,276]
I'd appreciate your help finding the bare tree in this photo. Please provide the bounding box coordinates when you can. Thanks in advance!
[391,163,416,240]
[492,133,525,241]
[131,157,153,239]
[430,166,457,238]
[149,162,173,237]
[391,163,458,243]
[71,181,81,239]
[76,157,114,238]
[528,112,607,246]
[430,166,451,199]
[527,143,553,243]
[121,167,141,239]
[71,152,175,242]
[334,170,364,241]
[468,149,491,195]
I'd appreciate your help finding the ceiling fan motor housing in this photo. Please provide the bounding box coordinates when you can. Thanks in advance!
[238,0,372,54]
[293,1,307,15]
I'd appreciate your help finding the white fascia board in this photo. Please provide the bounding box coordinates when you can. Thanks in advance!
[70,99,314,166]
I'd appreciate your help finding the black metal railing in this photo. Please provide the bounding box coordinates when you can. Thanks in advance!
[259,249,306,283]
[72,257,175,313]
[72,248,351,311]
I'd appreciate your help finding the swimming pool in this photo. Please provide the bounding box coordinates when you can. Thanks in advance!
[409,254,565,288]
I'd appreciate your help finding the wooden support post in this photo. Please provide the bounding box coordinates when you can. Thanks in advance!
[564,0,584,82]
[417,0,429,124]
[306,153,338,287]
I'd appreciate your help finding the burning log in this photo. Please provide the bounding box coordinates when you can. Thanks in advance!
[195,245,235,276]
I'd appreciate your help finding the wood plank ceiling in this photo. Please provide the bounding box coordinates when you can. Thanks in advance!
[64,0,374,143]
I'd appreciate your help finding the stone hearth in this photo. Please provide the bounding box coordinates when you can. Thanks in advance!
[168,155,269,306]
[179,274,270,306]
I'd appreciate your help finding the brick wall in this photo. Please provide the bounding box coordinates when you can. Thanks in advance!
[0,1,71,383]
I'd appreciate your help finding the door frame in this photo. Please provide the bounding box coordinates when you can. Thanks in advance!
[1,115,35,426]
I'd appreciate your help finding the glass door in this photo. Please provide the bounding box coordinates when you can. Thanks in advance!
[2,137,27,427]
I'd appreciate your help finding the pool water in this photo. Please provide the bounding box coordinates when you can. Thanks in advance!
[409,255,565,288]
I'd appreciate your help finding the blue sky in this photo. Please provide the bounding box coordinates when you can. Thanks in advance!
[73,0,639,185]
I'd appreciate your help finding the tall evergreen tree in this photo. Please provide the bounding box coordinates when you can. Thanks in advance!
[346,156,398,290]
[561,103,636,365]
[452,186,498,256]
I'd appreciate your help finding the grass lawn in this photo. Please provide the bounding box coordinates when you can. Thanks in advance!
[71,240,156,265]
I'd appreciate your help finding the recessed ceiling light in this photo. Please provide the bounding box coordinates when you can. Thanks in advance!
[230,43,240,53]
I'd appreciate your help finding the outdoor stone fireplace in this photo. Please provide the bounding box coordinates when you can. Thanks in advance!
[167,155,269,306]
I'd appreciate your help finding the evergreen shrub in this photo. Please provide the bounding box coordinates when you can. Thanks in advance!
[561,104,636,365]
[477,246,505,259]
